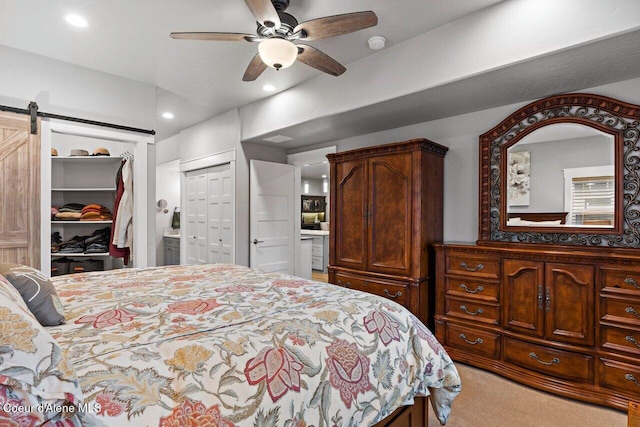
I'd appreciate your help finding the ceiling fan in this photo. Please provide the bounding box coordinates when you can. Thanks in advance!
[170,0,378,81]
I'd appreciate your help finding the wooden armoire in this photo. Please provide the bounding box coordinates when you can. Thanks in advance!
[327,138,448,326]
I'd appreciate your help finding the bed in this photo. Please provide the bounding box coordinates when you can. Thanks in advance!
[0,263,460,426]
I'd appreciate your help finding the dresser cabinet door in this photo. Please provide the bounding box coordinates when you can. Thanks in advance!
[503,259,545,337]
[368,153,413,276]
[334,159,368,270]
[545,263,594,346]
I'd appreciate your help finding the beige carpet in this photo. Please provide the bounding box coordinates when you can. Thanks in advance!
[428,363,628,427]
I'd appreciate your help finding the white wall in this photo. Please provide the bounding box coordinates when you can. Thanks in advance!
[290,76,640,243]
[1,44,159,266]
[240,0,640,141]
[0,45,155,130]
[156,134,181,164]
[179,109,239,162]
[301,178,324,196]
[155,160,181,265]
[175,110,288,266]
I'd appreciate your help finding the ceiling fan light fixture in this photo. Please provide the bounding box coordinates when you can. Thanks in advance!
[258,38,298,70]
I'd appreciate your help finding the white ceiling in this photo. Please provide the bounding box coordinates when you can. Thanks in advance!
[0,0,505,141]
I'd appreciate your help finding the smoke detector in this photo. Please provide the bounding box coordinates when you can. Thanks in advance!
[368,36,386,50]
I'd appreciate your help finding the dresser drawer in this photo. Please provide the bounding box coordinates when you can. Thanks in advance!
[600,267,640,296]
[600,325,640,356]
[504,337,594,383]
[601,297,640,326]
[445,297,499,325]
[445,323,500,358]
[333,272,407,306]
[445,252,499,279]
[598,358,640,398]
[445,277,498,302]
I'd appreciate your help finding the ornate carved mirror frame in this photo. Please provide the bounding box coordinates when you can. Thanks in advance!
[478,93,640,247]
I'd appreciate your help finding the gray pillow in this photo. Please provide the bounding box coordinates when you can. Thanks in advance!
[0,263,65,326]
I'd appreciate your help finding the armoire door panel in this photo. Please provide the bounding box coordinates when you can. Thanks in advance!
[335,160,367,269]
[368,154,412,274]
[503,259,544,337]
[545,263,594,346]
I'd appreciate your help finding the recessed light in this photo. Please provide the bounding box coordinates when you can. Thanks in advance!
[65,14,88,28]
[321,175,327,178]
[263,84,276,92]
[162,112,174,119]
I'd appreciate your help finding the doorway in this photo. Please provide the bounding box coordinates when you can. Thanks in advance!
[287,146,336,282]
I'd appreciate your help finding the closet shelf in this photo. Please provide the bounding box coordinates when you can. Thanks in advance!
[52,156,123,163]
[52,188,117,192]
[52,220,113,224]
[51,253,110,257]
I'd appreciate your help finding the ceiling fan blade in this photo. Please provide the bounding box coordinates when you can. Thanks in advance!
[295,11,377,41]
[170,32,256,42]
[243,53,268,81]
[244,0,281,29]
[296,44,346,76]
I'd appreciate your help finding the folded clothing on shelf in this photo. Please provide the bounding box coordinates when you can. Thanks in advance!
[55,212,82,220]
[54,203,86,221]
[80,204,112,221]
[53,203,113,221]
[54,227,111,255]
[58,203,86,213]
[51,231,62,253]
[84,227,111,253]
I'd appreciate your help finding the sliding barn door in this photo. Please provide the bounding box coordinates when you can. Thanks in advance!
[0,111,40,267]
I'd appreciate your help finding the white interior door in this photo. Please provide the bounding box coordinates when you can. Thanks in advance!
[250,160,296,274]
[207,163,235,264]
[186,170,208,264]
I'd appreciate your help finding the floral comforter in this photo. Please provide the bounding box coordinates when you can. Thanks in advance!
[49,264,460,426]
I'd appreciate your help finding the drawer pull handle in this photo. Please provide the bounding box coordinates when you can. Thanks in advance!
[461,262,484,272]
[625,306,640,319]
[383,289,402,299]
[625,277,640,289]
[625,335,640,348]
[459,333,484,345]
[529,352,560,366]
[460,283,484,294]
[460,305,483,316]
[336,280,351,288]
[626,374,640,387]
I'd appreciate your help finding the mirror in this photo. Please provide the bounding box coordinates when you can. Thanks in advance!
[506,123,615,228]
[478,93,640,248]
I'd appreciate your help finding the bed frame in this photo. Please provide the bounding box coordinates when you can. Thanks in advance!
[376,396,428,426]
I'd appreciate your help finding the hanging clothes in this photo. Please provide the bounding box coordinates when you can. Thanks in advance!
[110,159,131,264]
[113,157,133,250]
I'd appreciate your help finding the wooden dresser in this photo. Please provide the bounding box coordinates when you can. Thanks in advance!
[327,138,448,327]
[434,242,640,410]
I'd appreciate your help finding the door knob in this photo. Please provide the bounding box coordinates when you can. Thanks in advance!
[252,239,264,244]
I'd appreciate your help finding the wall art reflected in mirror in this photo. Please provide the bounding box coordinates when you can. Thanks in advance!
[478,93,640,247]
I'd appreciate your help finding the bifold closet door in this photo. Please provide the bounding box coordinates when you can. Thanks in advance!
[0,111,40,267]
[186,170,208,264]
[207,163,234,264]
